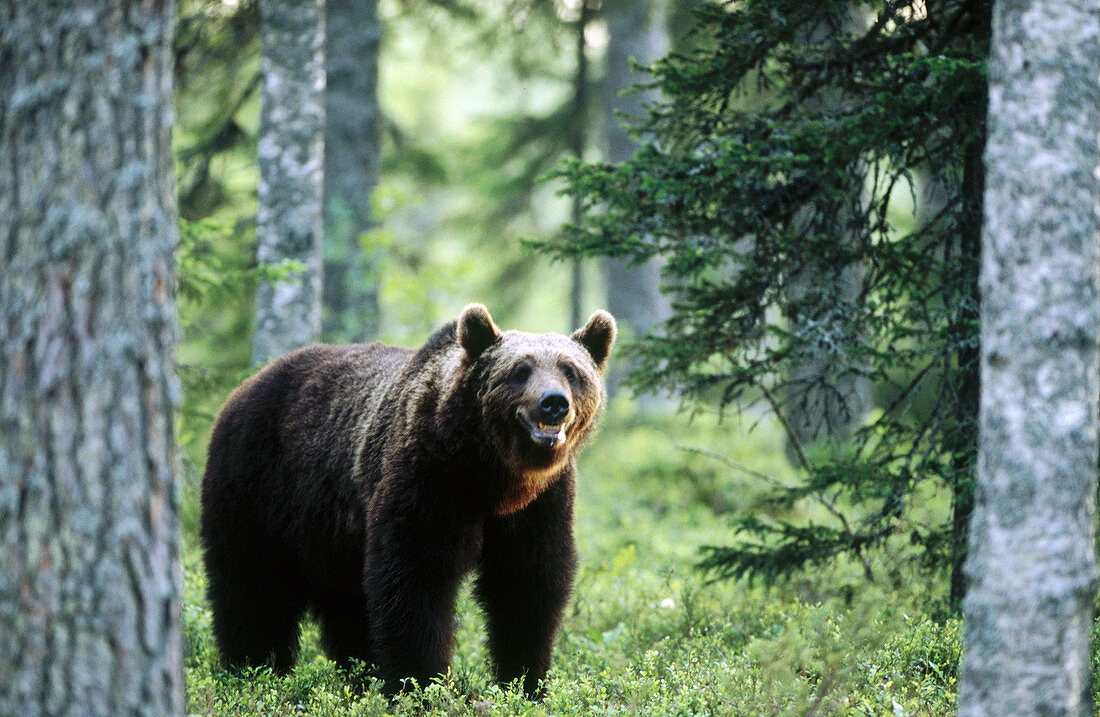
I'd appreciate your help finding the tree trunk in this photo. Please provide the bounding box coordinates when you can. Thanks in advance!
[253,0,325,366]
[947,129,984,611]
[958,0,1099,713]
[781,4,871,455]
[569,0,592,333]
[601,0,671,393]
[782,254,870,452]
[0,1,184,714]
[322,0,381,343]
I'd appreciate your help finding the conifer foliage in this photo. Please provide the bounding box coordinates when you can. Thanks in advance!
[541,0,992,606]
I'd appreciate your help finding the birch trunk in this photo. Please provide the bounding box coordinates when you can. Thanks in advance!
[0,1,184,714]
[958,0,1100,714]
[322,0,381,343]
[253,0,325,365]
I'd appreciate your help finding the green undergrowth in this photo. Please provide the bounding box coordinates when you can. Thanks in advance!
[182,400,962,715]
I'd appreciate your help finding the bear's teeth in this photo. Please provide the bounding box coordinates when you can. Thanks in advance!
[517,410,567,444]
[537,423,565,437]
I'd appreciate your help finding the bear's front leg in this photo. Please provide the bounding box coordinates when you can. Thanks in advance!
[364,504,482,696]
[475,475,577,699]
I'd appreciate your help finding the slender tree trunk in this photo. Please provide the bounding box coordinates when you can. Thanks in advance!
[569,0,592,333]
[958,0,1099,714]
[601,0,671,395]
[253,0,325,366]
[0,1,184,714]
[322,0,381,343]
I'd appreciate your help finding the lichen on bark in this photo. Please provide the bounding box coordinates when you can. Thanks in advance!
[0,1,184,714]
[252,0,325,366]
[959,1,1100,714]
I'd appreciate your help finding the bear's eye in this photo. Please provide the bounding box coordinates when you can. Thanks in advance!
[510,364,531,384]
[562,364,578,385]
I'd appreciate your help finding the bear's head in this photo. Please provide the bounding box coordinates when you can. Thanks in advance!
[457,303,616,514]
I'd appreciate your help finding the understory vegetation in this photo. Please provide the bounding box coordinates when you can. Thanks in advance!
[181,402,965,715]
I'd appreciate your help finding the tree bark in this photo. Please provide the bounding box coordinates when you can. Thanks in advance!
[0,1,184,714]
[958,0,1099,714]
[947,129,985,611]
[253,0,325,366]
[601,0,671,393]
[322,0,381,343]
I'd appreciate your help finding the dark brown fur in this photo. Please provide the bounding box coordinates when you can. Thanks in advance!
[200,304,615,697]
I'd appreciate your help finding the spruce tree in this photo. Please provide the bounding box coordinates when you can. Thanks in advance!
[542,0,992,607]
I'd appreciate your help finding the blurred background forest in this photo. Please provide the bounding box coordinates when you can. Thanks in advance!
[176,0,986,598]
[172,0,1020,712]
[176,0,678,443]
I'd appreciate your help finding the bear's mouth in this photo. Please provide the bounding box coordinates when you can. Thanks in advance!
[516,409,569,448]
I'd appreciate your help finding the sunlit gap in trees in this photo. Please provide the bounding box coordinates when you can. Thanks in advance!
[555,0,610,52]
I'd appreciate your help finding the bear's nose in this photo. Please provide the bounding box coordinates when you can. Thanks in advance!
[537,391,570,424]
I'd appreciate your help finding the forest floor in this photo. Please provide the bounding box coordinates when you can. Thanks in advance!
[182,400,962,716]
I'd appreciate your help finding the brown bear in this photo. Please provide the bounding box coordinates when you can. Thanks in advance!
[199,304,615,698]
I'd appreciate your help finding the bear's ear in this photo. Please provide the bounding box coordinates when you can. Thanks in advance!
[458,303,501,358]
[572,310,616,372]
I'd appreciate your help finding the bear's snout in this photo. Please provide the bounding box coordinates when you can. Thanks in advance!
[515,384,573,450]
[537,391,570,425]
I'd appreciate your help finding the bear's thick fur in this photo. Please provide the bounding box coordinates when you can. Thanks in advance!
[200,304,615,697]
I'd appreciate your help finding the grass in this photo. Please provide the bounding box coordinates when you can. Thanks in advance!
[181,399,962,715]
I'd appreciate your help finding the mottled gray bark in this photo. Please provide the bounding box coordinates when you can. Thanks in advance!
[322,0,381,343]
[601,0,671,390]
[782,255,870,450]
[958,1,1100,715]
[253,0,325,365]
[0,2,184,715]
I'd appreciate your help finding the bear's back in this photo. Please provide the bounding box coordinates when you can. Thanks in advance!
[260,342,417,479]
[203,343,415,550]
